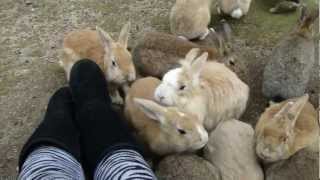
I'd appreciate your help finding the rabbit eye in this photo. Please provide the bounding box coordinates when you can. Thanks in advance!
[112,60,117,67]
[280,136,288,142]
[179,85,186,91]
[177,129,186,135]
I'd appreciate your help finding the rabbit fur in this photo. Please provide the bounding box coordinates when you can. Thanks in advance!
[154,48,249,131]
[133,32,224,78]
[255,94,319,163]
[125,77,208,155]
[263,8,319,101]
[204,119,264,180]
[216,0,252,19]
[170,0,212,40]
[60,22,136,105]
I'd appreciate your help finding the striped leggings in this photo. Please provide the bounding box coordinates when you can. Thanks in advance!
[18,146,157,180]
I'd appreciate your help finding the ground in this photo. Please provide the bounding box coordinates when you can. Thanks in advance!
[0,0,318,178]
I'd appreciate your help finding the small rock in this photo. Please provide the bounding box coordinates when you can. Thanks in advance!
[269,1,300,14]
[204,119,264,180]
[156,154,221,180]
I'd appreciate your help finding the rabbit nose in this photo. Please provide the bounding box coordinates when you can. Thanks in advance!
[126,72,136,82]
[159,96,165,101]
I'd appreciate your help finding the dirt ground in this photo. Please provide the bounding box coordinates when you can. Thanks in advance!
[0,0,318,178]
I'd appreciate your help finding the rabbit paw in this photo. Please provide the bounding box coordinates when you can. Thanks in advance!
[209,28,216,33]
[200,29,210,40]
[178,36,189,41]
[111,91,124,105]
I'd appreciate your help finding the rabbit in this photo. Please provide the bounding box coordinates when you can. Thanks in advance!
[255,94,319,163]
[204,119,264,180]
[60,22,136,105]
[170,0,212,40]
[133,31,229,78]
[193,19,236,65]
[124,77,208,155]
[154,48,249,131]
[216,0,252,19]
[262,7,319,101]
[269,1,301,14]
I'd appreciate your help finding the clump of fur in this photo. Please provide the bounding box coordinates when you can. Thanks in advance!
[124,77,208,155]
[255,94,319,163]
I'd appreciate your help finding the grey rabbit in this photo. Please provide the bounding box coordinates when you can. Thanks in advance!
[262,7,319,101]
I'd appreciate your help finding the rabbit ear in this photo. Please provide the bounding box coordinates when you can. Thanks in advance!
[96,26,113,54]
[134,98,167,124]
[185,48,200,64]
[298,7,319,30]
[299,5,307,22]
[286,94,309,127]
[190,52,208,81]
[118,22,131,48]
[275,94,309,127]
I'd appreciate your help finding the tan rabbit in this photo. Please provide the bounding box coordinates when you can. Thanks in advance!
[170,0,212,40]
[154,48,249,131]
[133,32,224,78]
[124,77,208,155]
[60,22,136,105]
[255,94,319,163]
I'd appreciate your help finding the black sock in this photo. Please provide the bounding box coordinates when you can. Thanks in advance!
[69,59,140,177]
[18,87,81,170]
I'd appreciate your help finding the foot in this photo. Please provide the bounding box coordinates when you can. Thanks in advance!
[19,87,81,169]
[69,59,110,107]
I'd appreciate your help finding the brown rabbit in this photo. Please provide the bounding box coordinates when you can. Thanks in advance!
[60,22,136,105]
[255,94,319,163]
[132,32,223,78]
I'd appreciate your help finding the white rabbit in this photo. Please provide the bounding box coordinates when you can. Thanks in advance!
[60,22,136,105]
[154,48,249,131]
[125,77,208,155]
[170,0,212,40]
[216,0,252,19]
